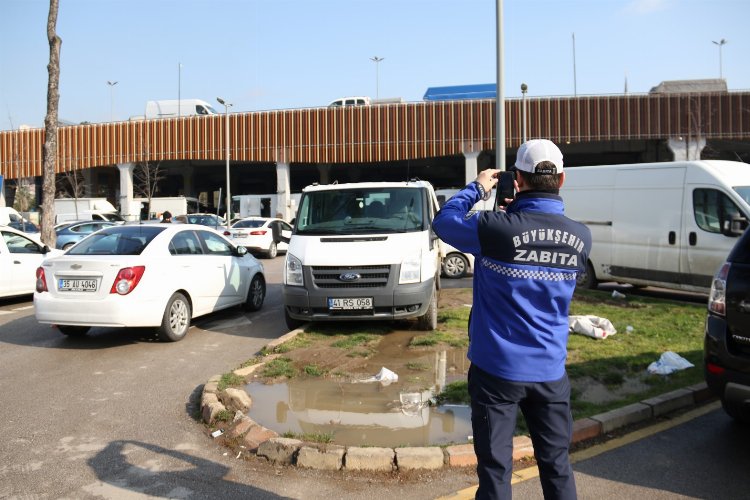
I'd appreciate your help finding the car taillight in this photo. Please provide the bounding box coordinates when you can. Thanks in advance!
[706,362,726,376]
[223,230,231,236]
[250,230,267,235]
[110,266,146,295]
[36,267,48,293]
[708,262,731,316]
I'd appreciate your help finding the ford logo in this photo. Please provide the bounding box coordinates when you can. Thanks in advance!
[339,272,361,282]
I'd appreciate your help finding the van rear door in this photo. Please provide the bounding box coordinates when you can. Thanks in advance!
[610,167,686,286]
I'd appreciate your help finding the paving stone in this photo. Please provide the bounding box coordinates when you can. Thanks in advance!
[572,417,602,443]
[591,402,652,433]
[241,424,279,452]
[445,444,477,467]
[643,388,694,417]
[345,447,394,471]
[512,435,534,460]
[226,416,255,439]
[257,437,302,465]
[221,387,252,413]
[297,445,345,470]
[395,447,444,470]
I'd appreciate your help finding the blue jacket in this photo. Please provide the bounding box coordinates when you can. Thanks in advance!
[433,182,592,382]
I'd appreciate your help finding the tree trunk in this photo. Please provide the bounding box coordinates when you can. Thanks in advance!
[41,0,61,246]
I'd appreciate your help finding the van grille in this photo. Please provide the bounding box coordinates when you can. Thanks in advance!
[311,265,391,289]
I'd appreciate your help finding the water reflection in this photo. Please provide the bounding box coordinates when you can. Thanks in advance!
[246,348,472,447]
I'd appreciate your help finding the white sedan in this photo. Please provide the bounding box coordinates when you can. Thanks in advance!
[441,242,474,279]
[1,226,61,299]
[34,224,266,341]
[225,217,291,258]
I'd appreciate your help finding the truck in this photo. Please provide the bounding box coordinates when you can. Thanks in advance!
[133,196,204,220]
[144,99,218,119]
[53,198,124,224]
[280,180,443,331]
[562,160,750,294]
[233,193,301,220]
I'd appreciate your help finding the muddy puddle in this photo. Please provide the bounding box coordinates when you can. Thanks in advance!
[246,345,472,447]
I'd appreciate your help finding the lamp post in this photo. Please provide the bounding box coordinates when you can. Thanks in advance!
[520,83,528,143]
[216,97,233,228]
[106,80,118,122]
[712,39,727,79]
[370,56,384,100]
[178,63,182,121]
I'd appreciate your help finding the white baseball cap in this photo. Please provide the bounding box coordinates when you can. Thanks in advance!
[514,139,564,174]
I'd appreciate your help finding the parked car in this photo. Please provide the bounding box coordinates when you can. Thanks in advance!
[173,213,225,227]
[55,220,118,250]
[705,226,750,423]
[441,242,474,279]
[1,226,61,299]
[34,224,266,341]
[225,217,292,258]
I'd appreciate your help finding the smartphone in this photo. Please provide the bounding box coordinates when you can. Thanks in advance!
[494,170,516,209]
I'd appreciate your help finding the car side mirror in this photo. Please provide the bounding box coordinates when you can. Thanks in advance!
[235,245,248,256]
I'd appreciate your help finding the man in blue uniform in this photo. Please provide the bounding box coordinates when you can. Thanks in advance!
[433,139,591,500]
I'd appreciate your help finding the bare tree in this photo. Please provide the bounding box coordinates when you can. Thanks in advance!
[55,167,86,219]
[40,0,61,246]
[133,160,165,219]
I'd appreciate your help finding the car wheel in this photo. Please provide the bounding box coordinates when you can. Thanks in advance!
[265,242,278,259]
[284,308,305,331]
[244,274,266,311]
[62,242,75,251]
[158,292,191,342]
[443,253,469,279]
[417,285,438,331]
[57,325,90,337]
[721,397,750,424]
[576,261,598,290]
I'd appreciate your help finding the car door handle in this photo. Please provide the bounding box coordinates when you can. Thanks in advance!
[13,260,21,264]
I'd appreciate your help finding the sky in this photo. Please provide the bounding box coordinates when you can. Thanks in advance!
[1,0,749,131]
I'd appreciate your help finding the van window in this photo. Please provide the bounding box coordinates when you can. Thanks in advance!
[693,189,743,233]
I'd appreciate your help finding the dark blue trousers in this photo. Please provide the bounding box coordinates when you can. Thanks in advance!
[468,364,577,500]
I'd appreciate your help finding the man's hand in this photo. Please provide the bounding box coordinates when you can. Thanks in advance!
[477,168,500,194]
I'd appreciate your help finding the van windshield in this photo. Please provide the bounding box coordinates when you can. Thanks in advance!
[295,188,426,235]
[734,186,750,207]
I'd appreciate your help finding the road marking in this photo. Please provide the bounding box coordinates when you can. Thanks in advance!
[437,401,721,500]
[13,305,34,311]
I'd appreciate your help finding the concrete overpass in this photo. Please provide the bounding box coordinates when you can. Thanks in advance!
[2,91,750,220]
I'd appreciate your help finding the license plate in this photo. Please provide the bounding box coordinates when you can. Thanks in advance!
[58,278,98,292]
[233,232,247,238]
[328,297,373,310]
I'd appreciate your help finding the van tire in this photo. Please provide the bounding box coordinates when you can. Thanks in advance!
[576,261,598,290]
[284,308,305,331]
[418,286,438,331]
[158,292,191,342]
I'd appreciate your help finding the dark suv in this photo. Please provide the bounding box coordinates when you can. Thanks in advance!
[705,227,750,423]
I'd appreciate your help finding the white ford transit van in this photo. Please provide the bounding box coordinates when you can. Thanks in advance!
[281,180,442,330]
[562,160,750,293]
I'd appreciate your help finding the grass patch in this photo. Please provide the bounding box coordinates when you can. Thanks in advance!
[218,372,245,391]
[410,329,469,348]
[331,333,380,350]
[303,364,325,377]
[281,431,335,443]
[214,409,234,422]
[406,362,430,371]
[261,358,296,378]
[435,380,471,405]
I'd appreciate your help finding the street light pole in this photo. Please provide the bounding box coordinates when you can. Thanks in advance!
[712,39,727,79]
[178,63,182,121]
[106,80,118,122]
[216,97,233,229]
[370,56,384,100]
[521,83,528,143]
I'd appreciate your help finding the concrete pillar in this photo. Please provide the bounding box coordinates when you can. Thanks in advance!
[463,141,483,185]
[667,137,706,161]
[276,161,291,221]
[117,163,137,221]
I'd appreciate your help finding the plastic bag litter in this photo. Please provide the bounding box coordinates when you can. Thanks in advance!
[569,315,617,339]
[647,351,694,375]
[357,367,398,385]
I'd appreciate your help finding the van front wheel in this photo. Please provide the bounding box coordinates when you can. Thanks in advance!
[418,286,438,331]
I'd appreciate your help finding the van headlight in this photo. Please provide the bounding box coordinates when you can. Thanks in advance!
[399,251,422,284]
[285,253,304,286]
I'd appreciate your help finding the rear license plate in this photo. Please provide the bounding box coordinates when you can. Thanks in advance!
[58,278,98,292]
[328,297,373,310]
[233,232,247,238]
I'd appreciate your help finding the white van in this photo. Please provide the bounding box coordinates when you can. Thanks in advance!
[281,180,443,330]
[562,160,750,293]
[144,99,218,119]
[328,96,371,107]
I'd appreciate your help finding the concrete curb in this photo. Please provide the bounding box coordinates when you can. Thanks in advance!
[200,327,715,471]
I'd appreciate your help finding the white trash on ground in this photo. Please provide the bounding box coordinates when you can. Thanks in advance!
[357,366,398,385]
[647,351,695,375]
[569,315,617,339]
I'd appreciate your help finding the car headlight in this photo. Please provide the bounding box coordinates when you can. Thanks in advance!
[285,253,304,286]
[399,251,422,284]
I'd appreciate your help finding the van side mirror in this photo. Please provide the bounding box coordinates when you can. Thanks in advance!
[272,223,290,244]
[723,214,748,237]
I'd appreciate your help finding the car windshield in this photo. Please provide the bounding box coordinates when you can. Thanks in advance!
[233,220,266,229]
[295,187,426,235]
[66,226,166,255]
